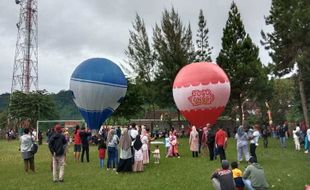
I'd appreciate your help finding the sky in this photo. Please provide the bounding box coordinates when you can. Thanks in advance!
[0,0,273,94]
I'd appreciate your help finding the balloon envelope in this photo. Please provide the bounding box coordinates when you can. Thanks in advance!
[173,62,230,128]
[70,58,127,130]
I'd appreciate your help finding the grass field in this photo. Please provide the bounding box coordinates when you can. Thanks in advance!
[0,137,309,190]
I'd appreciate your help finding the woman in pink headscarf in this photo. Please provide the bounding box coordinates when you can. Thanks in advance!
[168,130,180,158]
[189,126,199,157]
[140,128,149,164]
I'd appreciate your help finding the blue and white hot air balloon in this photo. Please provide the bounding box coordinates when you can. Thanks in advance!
[70,58,127,130]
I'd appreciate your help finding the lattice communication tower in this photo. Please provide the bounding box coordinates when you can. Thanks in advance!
[11,0,38,93]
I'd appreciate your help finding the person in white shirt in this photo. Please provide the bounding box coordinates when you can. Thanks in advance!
[164,133,170,157]
[293,126,301,151]
[249,125,260,162]
[20,128,35,172]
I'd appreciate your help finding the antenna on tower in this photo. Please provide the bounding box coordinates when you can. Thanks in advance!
[11,0,38,94]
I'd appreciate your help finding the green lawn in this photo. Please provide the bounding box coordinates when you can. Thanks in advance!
[0,137,309,190]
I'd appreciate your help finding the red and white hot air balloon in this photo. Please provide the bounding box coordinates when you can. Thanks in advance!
[173,62,231,129]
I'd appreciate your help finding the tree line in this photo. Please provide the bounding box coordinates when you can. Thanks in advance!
[123,1,309,127]
[0,1,309,129]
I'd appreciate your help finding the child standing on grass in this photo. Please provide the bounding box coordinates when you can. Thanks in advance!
[231,161,244,190]
[164,133,170,157]
[98,140,106,169]
[152,145,160,164]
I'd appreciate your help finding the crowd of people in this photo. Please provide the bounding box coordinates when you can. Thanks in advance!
[17,120,310,189]
[72,124,164,174]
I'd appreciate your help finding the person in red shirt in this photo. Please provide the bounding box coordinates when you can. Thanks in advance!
[215,125,227,162]
[73,125,82,162]
[98,140,106,168]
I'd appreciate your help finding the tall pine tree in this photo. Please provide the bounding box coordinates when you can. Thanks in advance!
[125,14,155,83]
[195,9,212,62]
[217,2,269,123]
[262,0,310,128]
[153,7,195,108]
[125,14,157,108]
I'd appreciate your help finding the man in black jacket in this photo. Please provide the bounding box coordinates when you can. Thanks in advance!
[49,125,67,183]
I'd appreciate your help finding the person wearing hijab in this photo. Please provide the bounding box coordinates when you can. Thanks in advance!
[132,134,144,172]
[189,126,199,157]
[168,130,181,158]
[117,128,133,172]
[107,128,119,171]
[293,126,301,151]
[141,128,150,164]
[235,125,250,163]
[201,125,209,157]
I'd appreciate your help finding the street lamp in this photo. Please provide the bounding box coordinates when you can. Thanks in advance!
[241,98,250,126]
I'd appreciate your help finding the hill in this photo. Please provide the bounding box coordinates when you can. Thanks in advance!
[50,90,82,119]
[0,90,81,120]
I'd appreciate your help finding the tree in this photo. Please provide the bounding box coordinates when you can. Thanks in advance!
[0,93,10,112]
[153,7,195,108]
[216,2,269,123]
[0,110,8,129]
[9,90,58,128]
[268,79,298,124]
[261,0,310,128]
[124,13,159,118]
[125,13,155,83]
[195,9,212,62]
[112,79,144,120]
[0,93,9,129]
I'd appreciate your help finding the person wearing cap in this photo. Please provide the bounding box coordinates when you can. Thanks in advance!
[49,125,67,183]
[243,157,269,190]
[211,160,236,190]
